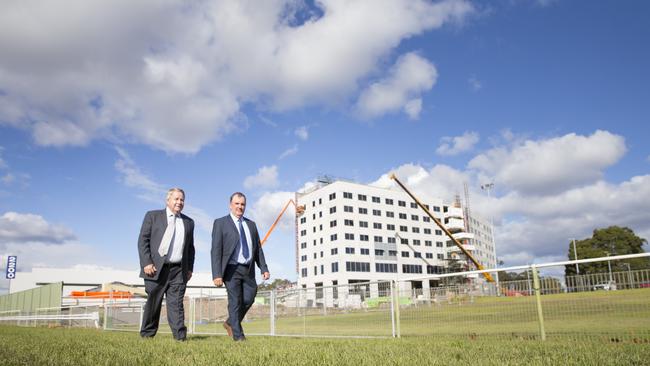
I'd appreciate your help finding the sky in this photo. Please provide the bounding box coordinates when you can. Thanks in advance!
[1,0,649,292]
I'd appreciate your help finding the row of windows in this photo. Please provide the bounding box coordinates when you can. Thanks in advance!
[301,224,444,237]
[300,263,447,277]
[301,247,446,260]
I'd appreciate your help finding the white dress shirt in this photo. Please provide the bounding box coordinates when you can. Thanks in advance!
[165,207,185,263]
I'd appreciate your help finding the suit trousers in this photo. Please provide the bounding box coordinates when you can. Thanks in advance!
[140,263,187,340]
[224,263,258,339]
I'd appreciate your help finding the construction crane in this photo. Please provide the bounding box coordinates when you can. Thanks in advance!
[260,199,305,246]
[390,173,495,283]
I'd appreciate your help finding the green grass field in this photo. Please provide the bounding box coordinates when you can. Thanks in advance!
[1,326,649,366]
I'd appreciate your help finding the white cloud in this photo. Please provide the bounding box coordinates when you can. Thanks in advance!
[295,126,309,141]
[0,0,473,153]
[371,130,650,268]
[244,165,280,190]
[468,130,626,196]
[279,145,299,159]
[436,131,480,156]
[0,212,76,244]
[356,52,438,119]
[114,146,165,202]
[468,75,482,91]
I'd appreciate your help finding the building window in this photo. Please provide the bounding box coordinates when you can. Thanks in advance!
[300,230,306,236]
[387,237,396,244]
[330,206,337,214]
[301,268,307,277]
[344,206,353,213]
[398,200,406,207]
[331,262,339,273]
[387,224,395,231]
[426,253,433,259]
[321,264,324,274]
[399,213,407,220]
[425,240,432,247]
[345,233,355,240]
[346,262,370,272]
[329,193,336,200]
[301,255,307,262]
[435,229,443,235]
[345,247,355,254]
[423,216,430,222]
[319,224,323,231]
[360,235,369,241]
[313,253,317,259]
[372,209,381,216]
[402,264,422,274]
[437,254,444,260]
[388,250,397,257]
[413,239,421,246]
[414,252,421,258]
[436,241,443,247]
[300,217,307,224]
[427,265,444,274]
[330,234,338,241]
[375,263,397,273]
[330,220,337,228]
[410,202,417,209]
[373,223,382,229]
[401,252,409,258]
[400,225,407,232]
[358,207,368,214]
[344,192,352,199]
[385,198,394,205]
[386,211,394,218]
[412,227,420,233]
[301,242,307,249]
[359,221,368,228]
[433,206,440,212]
[372,196,380,203]
[358,194,367,201]
[331,248,338,255]
[424,228,431,234]
[411,214,419,221]
[374,236,383,243]
[360,248,370,255]
[320,251,324,258]
[344,219,354,226]
[375,249,385,256]
[400,238,408,245]
[319,198,322,205]
[314,266,317,276]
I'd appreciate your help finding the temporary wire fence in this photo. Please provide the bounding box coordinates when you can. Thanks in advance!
[2,253,649,342]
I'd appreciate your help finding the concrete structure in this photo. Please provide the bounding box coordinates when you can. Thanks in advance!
[295,179,496,305]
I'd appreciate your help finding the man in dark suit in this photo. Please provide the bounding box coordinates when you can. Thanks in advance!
[137,187,195,341]
[211,192,269,341]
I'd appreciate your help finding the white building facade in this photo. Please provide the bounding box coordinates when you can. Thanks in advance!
[295,180,496,299]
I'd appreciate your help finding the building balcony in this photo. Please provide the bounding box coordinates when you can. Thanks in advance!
[452,232,475,241]
[444,207,463,219]
[445,218,465,232]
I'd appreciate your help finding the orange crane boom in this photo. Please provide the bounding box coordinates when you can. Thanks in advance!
[390,173,495,283]
[260,199,305,246]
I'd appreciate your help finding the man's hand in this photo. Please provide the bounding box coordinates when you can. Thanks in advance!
[144,264,156,277]
[213,277,223,287]
[262,271,270,281]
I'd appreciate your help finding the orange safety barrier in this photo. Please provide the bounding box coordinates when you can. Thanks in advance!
[69,291,134,299]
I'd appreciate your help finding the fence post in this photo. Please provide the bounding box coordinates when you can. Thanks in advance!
[391,280,401,338]
[103,303,108,330]
[188,296,195,335]
[270,289,276,336]
[531,265,546,341]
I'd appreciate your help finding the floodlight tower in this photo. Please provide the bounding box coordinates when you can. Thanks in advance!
[481,182,499,295]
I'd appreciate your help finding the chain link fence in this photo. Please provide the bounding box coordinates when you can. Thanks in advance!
[3,253,649,342]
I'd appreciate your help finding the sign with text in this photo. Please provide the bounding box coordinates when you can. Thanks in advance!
[6,256,17,279]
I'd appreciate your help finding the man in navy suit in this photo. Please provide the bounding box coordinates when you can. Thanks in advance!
[211,192,269,341]
[137,188,195,341]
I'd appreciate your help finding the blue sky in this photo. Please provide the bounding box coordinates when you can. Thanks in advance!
[1,0,649,291]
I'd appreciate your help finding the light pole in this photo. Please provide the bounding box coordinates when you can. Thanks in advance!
[605,251,613,285]
[481,182,499,296]
[572,238,580,274]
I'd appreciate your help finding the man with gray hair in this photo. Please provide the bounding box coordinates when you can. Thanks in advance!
[138,188,195,341]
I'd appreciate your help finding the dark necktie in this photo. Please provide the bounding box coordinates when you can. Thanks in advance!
[239,218,250,260]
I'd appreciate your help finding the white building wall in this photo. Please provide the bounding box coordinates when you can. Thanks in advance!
[296,180,459,293]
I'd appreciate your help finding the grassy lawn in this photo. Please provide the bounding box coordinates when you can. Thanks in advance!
[1,326,649,366]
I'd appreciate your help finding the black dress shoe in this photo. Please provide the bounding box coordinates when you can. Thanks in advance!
[233,336,247,342]
[175,338,187,342]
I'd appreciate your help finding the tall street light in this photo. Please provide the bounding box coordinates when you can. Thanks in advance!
[481,182,499,296]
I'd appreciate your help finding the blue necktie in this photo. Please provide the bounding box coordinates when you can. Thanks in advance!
[239,218,250,260]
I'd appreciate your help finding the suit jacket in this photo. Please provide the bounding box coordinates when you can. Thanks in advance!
[211,215,268,280]
[138,209,195,282]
